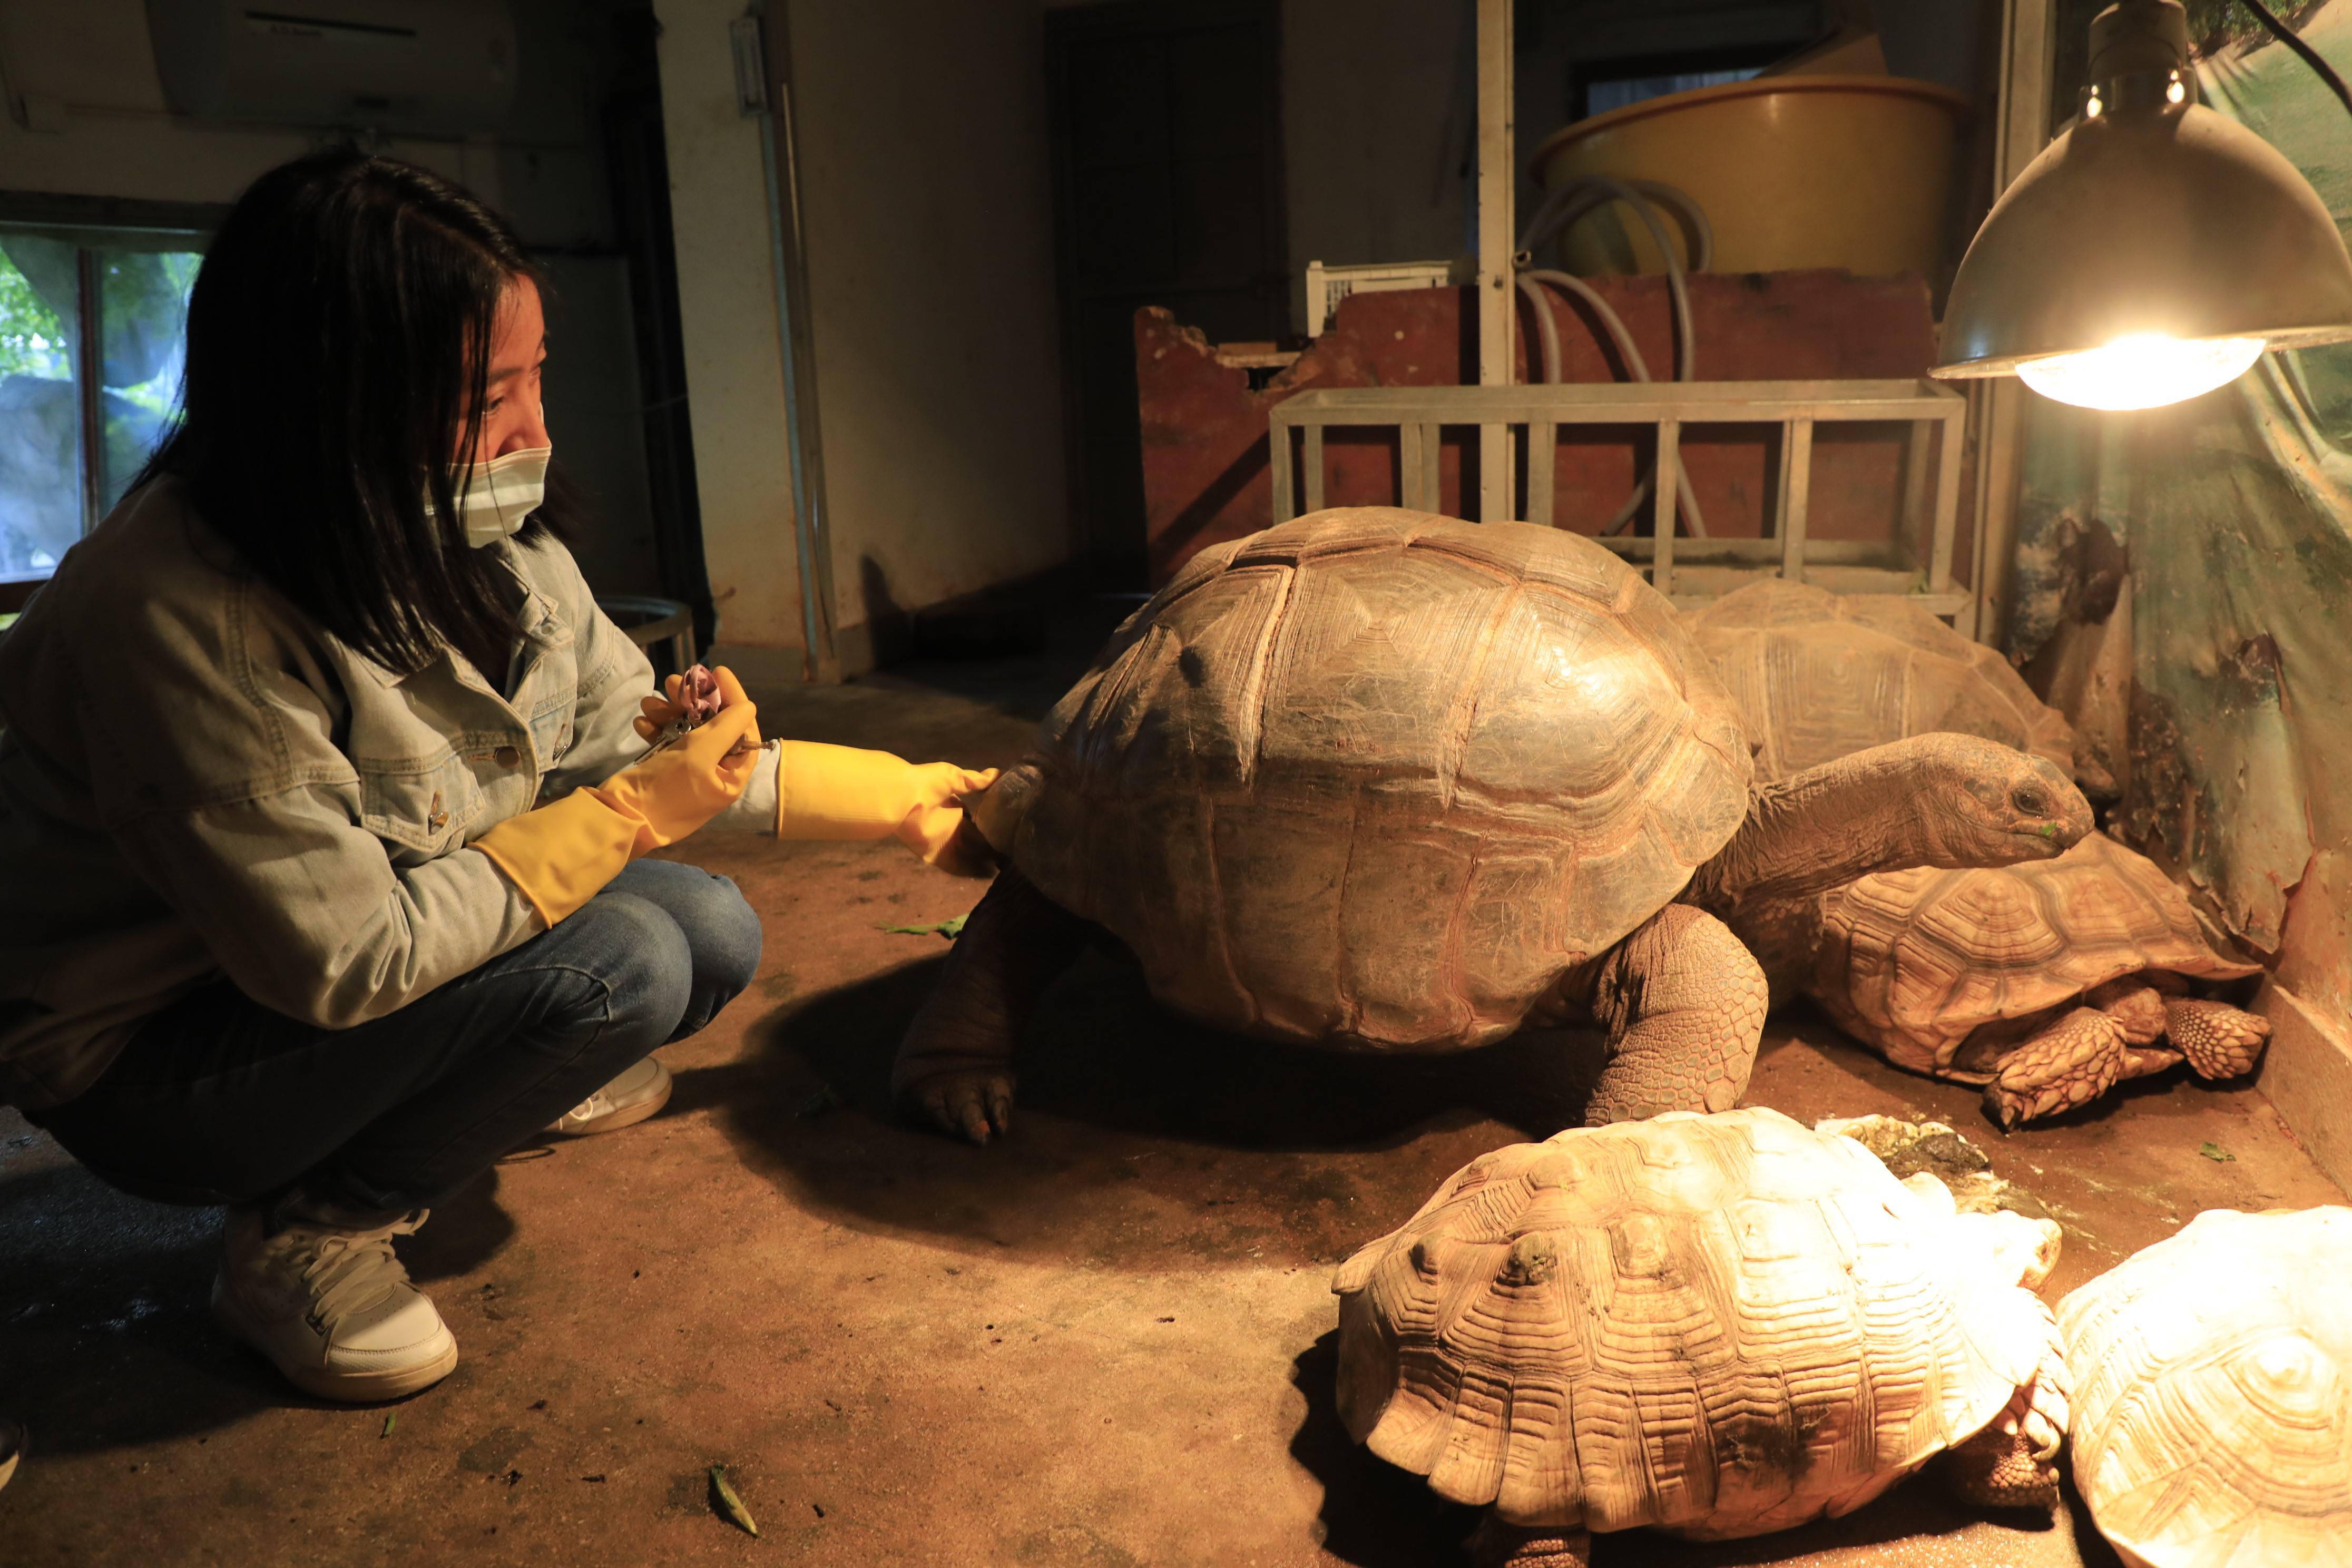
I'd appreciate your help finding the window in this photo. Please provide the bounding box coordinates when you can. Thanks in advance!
[1569,43,1806,122]
[0,224,204,597]
[1584,66,1766,118]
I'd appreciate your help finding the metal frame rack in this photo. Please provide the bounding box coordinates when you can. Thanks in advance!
[1267,377,1973,623]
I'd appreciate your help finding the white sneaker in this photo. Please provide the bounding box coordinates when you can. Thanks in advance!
[210,1203,458,1403]
[550,1055,672,1136]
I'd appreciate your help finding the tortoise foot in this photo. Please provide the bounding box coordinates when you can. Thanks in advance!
[2164,997,2271,1080]
[910,1069,1016,1145]
[1983,1007,2124,1128]
[1942,1424,2060,1512]
[1468,1517,1590,1568]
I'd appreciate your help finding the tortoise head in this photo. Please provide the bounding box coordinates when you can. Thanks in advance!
[1953,1208,2064,1291]
[1906,736,2094,869]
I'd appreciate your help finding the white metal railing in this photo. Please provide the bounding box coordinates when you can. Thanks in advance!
[1267,378,1972,622]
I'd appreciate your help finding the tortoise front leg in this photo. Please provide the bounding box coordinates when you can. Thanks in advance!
[1982,1007,2126,1129]
[1574,905,1769,1126]
[2085,981,2187,1081]
[891,866,1089,1145]
[2164,997,2272,1080]
[1468,1517,1590,1567]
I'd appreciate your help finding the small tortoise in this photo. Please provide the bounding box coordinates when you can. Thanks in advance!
[1797,832,2269,1128]
[894,510,2092,1143]
[2060,1206,2352,1568]
[1689,579,2114,796]
[1333,1107,2072,1565]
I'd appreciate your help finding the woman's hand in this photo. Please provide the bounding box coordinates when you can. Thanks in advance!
[634,665,760,757]
[776,745,1001,875]
[477,670,760,925]
[594,669,761,850]
[632,671,692,744]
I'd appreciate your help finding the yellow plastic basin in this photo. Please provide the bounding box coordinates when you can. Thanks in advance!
[1528,75,1971,278]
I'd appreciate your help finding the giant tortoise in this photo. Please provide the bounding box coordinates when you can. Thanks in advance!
[1335,1108,2072,1565]
[1799,832,2270,1128]
[1689,579,2114,796]
[2060,1206,2352,1568]
[893,510,2092,1143]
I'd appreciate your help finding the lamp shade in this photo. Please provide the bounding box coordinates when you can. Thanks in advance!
[1934,99,2352,379]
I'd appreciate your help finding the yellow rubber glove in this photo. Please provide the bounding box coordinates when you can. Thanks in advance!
[477,675,761,924]
[777,741,998,875]
[631,671,698,744]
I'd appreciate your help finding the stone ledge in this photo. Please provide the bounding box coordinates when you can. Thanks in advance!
[2255,978,2352,1194]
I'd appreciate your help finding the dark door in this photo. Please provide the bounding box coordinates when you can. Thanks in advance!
[1046,0,1287,586]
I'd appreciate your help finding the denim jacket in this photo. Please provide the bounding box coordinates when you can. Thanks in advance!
[0,478,767,1110]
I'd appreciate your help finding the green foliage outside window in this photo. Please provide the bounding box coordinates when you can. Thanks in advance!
[0,252,66,382]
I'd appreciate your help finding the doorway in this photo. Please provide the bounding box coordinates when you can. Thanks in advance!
[1045,0,1288,586]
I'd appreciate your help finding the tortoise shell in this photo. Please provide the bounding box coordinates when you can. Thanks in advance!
[973,508,1751,1051]
[1331,1108,2043,1538]
[1810,832,2257,1079]
[2059,1207,2352,1568]
[1690,579,2089,786]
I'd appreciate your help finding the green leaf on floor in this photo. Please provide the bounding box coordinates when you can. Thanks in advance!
[878,914,969,939]
[710,1464,759,1537]
[380,1412,396,1439]
[2199,1141,2237,1162]
[796,1084,841,1119]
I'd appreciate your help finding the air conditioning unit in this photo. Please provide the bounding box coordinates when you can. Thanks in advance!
[145,0,517,135]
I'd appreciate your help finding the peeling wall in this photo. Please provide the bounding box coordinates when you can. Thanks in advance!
[2017,13,2352,973]
[2015,8,2352,1177]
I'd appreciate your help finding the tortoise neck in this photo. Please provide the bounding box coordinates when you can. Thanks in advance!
[1682,749,1920,917]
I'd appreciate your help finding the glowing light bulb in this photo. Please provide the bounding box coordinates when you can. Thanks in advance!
[2015,332,2266,410]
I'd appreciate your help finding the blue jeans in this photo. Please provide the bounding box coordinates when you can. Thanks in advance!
[36,860,760,1215]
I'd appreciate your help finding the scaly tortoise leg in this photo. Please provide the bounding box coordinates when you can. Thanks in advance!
[2164,997,2272,1080]
[891,866,1089,1145]
[1569,905,1769,1127]
[1942,1288,2069,1511]
[1468,1517,1591,1567]
[2084,980,2187,1081]
[1983,1006,2127,1129]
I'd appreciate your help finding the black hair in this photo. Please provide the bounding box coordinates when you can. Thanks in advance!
[136,148,553,677]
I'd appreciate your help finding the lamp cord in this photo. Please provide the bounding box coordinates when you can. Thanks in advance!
[2238,0,2352,122]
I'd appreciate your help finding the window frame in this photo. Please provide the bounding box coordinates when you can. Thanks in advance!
[0,190,226,613]
[1565,41,1810,122]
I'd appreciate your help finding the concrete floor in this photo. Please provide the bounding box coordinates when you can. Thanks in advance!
[2,631,2344,1568]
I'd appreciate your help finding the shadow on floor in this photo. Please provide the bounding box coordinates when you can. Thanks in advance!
[0,1146,516,1458]
[1758,998,2249,1142]
[688,946,1612,1270]
[1289,1330,1476,1568]
[1285,1325,2103,1568]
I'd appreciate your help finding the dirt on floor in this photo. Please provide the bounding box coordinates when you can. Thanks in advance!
[1,643,2343,1568]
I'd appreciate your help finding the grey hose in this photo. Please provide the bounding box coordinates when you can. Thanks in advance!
[1515,175,1710,538]
[1518,270,1706,537]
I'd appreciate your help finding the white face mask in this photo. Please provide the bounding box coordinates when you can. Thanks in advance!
[428,445,552,548]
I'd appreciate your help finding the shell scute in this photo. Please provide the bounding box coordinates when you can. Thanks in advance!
[2059,1207,2352,1568]
[1814,832,2259,1074]
[1690,579,2082,783]
[1007,508,1752,1052]
[1335,1109,2036,1538]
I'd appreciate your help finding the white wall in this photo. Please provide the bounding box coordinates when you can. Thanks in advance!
[782,0,1070,663]
[1280,0,1472,328]
[654,0,1071,675]
[0,0,495,208]
[0,0,659,596]
[650,0,808,675]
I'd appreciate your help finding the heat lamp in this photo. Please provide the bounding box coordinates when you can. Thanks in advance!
[1932,0,2352,411]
